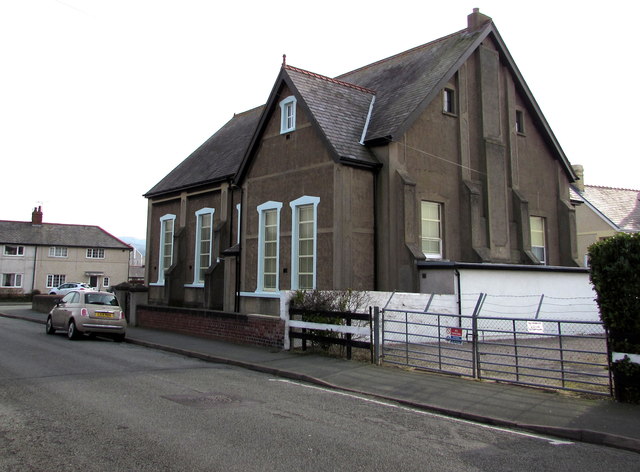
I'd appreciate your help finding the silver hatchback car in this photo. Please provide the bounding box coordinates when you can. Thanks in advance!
[46,291,127,341]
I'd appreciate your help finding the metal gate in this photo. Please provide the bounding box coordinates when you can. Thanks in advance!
[381,301,611,396]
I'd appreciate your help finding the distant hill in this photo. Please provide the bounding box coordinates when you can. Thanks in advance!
[120,237,146,256]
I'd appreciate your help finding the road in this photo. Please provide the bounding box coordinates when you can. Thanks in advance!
[0,316,637,471]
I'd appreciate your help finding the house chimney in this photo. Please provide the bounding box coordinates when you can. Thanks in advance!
[32,206,43,225]
[572,165,584,192]
[467,8,492,31]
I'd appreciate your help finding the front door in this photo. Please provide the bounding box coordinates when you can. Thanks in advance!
[89,275,98,289]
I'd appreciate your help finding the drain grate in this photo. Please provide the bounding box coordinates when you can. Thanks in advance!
[162,392,241,409]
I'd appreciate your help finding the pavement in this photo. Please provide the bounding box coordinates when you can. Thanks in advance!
[2,303,639,454]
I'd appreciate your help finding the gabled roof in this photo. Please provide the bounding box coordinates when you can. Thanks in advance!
[575,185,640,233]
[0,221,132,249]
[285,65,378,166]
[145,106,263,197]
[148,10,576,198]
[337,28,484,143]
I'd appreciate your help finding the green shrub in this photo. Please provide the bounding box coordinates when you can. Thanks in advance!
[589,232,640,402]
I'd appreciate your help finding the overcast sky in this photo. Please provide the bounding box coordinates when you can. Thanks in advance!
[1,0,638,240]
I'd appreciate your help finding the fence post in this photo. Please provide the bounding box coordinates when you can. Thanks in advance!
[373,306,381,365]
[535,294,545,319]
[471,293,485,380]
[405,310,409,365]
[346,314,352,360]
[513,319,520,381]
[558,321,565,388]
[424,293,435,313]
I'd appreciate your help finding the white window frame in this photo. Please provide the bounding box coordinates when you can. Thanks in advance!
[256,201,282,293]
[3,245,25,256]
[421,201,443,259]
[530,216,547,264]
[49,246,68,258]
[279,95,297,134]
[290,196,320,290]
[443,88,456,114]
[155,214,176,286]
[103,277,110,288]
[46,274,66,288]
[192,208,215,286]
[86,248,105,259]
[2,273,22,288]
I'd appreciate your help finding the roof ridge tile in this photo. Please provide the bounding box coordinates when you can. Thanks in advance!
[586,184,640,192]
[284,65,376,95]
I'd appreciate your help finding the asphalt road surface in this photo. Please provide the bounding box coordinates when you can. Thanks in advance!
[1,317,637,471]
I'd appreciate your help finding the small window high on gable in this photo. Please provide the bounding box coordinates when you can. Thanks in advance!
[515,109,525,134]
[443,88,456,115]
[280,96,297,134]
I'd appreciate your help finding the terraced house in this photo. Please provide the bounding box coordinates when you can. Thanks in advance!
[0,207,131,296]
[145,9,580,315]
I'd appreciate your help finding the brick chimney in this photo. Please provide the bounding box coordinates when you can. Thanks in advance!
[32,206,43,225]
[467,8,492,31]
[572,165,584,192]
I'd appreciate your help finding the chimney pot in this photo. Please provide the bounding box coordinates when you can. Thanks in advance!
[467,8,492,31]
[572,165,585,192]
[32,206,43,225]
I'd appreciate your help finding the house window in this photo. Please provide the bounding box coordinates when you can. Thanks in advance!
[194,208,214,284]
[279,96,297,134]
[443,88,456,114]
[103,277,110,287]
[530,216,546,264]
[3,245,24,256]
[257,201,282,292]
[86,248,105,259]
[157,214,176,285]
[49,246,68,258]
[421,201,443,259]
[290,196,320,290]
[46,274,66,288]
[2,273,22,288]
[515,109,525,134]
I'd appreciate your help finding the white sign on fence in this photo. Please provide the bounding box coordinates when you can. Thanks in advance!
[527,321,545,334]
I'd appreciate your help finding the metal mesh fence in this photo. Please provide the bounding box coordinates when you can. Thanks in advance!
[382,300,610,396]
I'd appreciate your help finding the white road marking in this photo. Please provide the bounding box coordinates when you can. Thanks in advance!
[268,378,573,446]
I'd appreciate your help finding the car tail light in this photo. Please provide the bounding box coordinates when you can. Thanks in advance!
[118,311,125,320]
[80,308,89,317]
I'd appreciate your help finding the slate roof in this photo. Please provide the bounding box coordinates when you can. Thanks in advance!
[337,29,483,142]
[284,65,377,165]
[0,221,132,249]
[145,106,264,197]
[148,11,575,197]
[578,185,640,232]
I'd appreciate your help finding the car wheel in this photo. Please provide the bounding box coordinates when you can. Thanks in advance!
[45,317,56,335]
[67,320,79,340]
[112,333,126,343]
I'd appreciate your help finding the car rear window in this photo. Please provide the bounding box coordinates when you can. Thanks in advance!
[85,294,119,306]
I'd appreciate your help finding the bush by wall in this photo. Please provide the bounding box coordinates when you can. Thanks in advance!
[589,232,640,402]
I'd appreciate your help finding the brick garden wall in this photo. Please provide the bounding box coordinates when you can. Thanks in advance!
[136,305,285,349]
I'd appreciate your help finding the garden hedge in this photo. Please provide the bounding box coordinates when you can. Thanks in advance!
[588,232,640,402]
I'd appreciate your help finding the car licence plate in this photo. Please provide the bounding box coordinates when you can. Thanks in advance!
[94,311,113,318]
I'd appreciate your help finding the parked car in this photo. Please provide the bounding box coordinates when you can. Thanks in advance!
[49,282,92,296]
[46,290,126,341]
